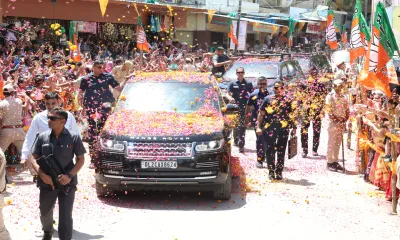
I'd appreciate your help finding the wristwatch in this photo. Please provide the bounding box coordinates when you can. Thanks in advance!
[67,173,74,179]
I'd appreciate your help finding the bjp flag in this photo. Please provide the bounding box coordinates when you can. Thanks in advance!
[358,2,399,98]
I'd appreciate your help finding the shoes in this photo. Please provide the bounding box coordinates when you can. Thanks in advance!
[275,171,283,180]
[381,155,392,162]
[312,151,318,157]
[256,161,263,168]
[239,147,245,153]
[268,170,276,180]
[302,152,307,158]
[327,163,337,171]
[42,232,52,240]
[333,162,344,172]
[233,141,238,147]
[327,162,344,172]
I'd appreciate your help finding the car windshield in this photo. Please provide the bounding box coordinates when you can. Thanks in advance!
[311,55,330,68]
[224,62,279,80]
[297,58,310,73]
[115,82,220,114]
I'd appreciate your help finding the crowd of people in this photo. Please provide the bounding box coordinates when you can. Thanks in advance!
[233,58,400,199]
[0,22,399,240]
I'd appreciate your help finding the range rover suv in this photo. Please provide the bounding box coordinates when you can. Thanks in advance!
[218,56,305,96]
[93,72,238,200]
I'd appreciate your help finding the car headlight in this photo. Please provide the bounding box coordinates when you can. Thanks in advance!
[100,138,125,152]
[195,139,225,152]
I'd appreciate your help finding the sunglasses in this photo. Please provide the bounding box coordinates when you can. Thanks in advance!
[95,66,104,69]
[274,86,282,90]
[236,72,244,74]
[47,116,64,121]
[258,83,267,86]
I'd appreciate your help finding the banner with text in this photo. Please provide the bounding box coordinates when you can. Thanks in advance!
[306,23,321,34]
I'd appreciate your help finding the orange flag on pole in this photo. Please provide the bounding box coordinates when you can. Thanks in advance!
[358,2,399,98]
[325,6,338,50]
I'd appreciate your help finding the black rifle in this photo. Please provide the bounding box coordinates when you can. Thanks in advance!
[36,154,71,195]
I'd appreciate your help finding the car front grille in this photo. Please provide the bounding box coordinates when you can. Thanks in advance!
[126,142,193,158]
[101,159,123,168]
[196,160,220,169]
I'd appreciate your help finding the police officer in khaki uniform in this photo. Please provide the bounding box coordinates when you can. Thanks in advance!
[325,79,349,171]
[0,84,25,153]
[0,149,11,240]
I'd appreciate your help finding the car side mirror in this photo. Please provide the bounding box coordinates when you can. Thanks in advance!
[213,72,223,78]
[225,104,239,113]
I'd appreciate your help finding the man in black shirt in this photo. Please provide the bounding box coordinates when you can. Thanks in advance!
[246,77,269,167]
[31,108,86,240]
[226,67,253,152]
[256,81,296,180]
[79,60,129,163]
[211,46,232,75]
[299,67,328,158]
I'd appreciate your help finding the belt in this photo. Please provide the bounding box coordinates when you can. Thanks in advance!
[2,125,23,129]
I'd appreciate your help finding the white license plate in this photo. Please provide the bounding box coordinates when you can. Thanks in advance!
[141,161,178,169]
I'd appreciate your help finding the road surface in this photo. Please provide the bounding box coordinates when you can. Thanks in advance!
[3,122,400,240]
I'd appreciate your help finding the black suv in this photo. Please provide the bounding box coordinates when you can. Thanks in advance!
[218,55,305,95]
[93,72,238,200]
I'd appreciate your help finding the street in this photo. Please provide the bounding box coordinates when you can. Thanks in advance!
[4,120,400,240]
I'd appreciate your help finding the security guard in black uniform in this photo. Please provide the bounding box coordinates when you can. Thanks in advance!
[31,108,86,240]
[245,76,269,167]
[299,66,328,158]
[226,67,254,152]
[256,81,296,180]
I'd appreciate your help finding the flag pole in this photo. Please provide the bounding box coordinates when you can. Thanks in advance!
[139,49,143,71]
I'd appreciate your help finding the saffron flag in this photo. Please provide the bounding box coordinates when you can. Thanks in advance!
[341,25,348,45]
[358,2,399,97]
[325,6,338,50]
[134,3,150,52]
[228,12,238,46]
[349,0,371,62]
[70,34,81,63]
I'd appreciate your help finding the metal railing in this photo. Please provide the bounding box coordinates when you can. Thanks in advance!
[121,0,206,6]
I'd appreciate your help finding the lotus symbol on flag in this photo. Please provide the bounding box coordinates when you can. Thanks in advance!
[368,34,379,73]
[326,20,337,43]
[350,23,364,49]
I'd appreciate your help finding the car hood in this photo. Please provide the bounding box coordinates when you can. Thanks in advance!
[102,109,225,138]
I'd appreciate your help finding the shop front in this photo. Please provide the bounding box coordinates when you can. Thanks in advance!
[206,16,229,49]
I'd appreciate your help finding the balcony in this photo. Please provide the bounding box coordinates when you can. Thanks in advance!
[118,0,206,7]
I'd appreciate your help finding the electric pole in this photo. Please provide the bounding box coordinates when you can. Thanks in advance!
[364,0,368,22]
[235,0,242,53]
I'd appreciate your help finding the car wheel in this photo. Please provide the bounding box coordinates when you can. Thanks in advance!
[96,181,112,197]
[212,169,232,200]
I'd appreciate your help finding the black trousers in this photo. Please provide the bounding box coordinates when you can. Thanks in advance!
[39,186,76,240]
[86,104,111,159]
[233,110,246,148]
[254,128,266,162]
[301,117,322,153]
[265,123,290,172]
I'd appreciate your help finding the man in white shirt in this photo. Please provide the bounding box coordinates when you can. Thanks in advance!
[182,58,196,72]
[20,92,81,172]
